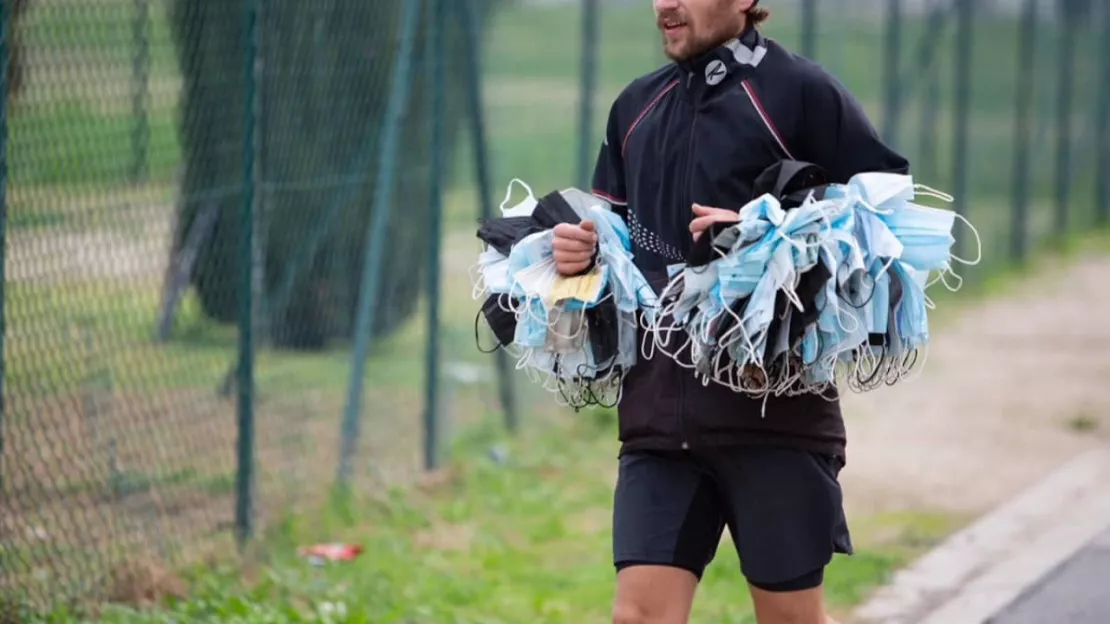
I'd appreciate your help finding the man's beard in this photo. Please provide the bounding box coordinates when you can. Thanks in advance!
[662,25,740,62]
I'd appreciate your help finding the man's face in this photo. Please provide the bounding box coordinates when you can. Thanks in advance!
[653,0,750,62]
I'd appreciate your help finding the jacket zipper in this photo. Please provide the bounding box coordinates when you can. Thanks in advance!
[677,70,698,451]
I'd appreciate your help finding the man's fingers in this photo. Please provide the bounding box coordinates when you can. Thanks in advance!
[579,219,596,233]
[553,222,598,244]
[553,248,594,263]
[555,259,592,276]
[692,203,713,216]
[552,236,595,254]
[688,215,719,235]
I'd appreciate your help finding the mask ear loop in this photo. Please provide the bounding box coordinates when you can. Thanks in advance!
[948,212,983,266]
[646,302,695,367]
[852,343,884,391]
[937,266,964,292]
[498,293,524,315]
[473,309,504,354]
[716,306,759,374]
[644,299,679,360]
[545,304,589,344]
[830,290,861,335]
[499,177,536,214]
[913,184,954,203]
[469,261,488,300]
[644,274,693,363]
[896,343,928,385]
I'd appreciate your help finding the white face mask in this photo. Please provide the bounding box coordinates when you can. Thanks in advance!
[848,171,916,209]
[499,178,538,218]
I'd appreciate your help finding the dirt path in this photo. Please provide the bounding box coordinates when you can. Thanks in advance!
[839,252,1110,517]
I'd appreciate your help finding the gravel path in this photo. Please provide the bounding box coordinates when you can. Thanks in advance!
[840,253,1110,517]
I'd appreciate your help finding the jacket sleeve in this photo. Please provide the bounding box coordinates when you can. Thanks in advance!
[800,71,910,182]
[591,100,629,219]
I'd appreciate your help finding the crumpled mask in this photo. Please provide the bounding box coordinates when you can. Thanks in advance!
[477,216,545,256]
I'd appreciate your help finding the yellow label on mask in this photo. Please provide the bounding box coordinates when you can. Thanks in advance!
[549,267,604,304]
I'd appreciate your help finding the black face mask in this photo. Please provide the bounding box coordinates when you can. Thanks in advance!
[532,190,583,229]
[836,263,877,312]
[704,295,752,365]
[686,220,737,268]
[787,258,834,345]
[477,216,546,256]
[475,294,518,352]
[750,160,831,208]
[584,293,620,370]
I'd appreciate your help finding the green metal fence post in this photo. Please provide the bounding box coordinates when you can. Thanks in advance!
[1054,5,1079,237]
[235,0,261,546]
[951,0,973,263]
[1096,0,1110,225]
[130,0,151,184]
[337,0,422,486]
[576,0,599,190]
[0,0,8,495]
[423,0,446,472]
[882,0,903,146]
[914,5,948,180]
[1011,0,1037,262]
[800,0,817,59]
[459,0,519,433]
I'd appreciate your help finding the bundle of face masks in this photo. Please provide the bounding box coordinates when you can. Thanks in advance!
[472,179,658,409]
[644,169,982,400]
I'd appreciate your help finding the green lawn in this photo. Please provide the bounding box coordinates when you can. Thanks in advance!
[19,410,963,624]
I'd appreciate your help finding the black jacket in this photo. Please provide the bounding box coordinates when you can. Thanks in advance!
[590,27,909,461]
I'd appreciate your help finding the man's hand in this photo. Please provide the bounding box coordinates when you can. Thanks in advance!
[552,220,598,276]
[689,203,739,242]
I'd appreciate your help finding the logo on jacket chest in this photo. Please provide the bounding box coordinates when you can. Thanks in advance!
[705,60,727,86]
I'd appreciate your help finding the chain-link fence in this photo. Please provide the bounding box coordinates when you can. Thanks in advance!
[0,0,525,611]
[1,0,1108,615]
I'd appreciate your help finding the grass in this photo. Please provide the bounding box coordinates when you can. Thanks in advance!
[15,411,963,624]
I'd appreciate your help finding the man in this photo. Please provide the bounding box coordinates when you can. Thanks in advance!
[552,1,909,623]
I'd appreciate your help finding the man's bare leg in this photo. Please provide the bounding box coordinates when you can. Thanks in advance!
[748,583,841,624]
[612,565,699,624]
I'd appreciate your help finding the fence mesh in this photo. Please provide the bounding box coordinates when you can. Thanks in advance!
[1,0,1108,615]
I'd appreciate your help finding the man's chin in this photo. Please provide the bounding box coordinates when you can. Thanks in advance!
[663,44,693,62]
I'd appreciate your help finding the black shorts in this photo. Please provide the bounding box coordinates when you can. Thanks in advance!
[612,447,853,591]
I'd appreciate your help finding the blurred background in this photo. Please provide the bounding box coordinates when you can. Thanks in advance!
[0,0,1107,621]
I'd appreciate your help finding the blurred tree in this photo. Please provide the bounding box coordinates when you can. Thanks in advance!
[168,0,498,349]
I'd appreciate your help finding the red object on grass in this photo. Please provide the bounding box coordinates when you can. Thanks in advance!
[298,543,364,563]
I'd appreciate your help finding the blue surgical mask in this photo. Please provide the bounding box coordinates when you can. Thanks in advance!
[890,260,929,350]
[668,264,719,325]
[513,298,550,349]
[476,248,512,296]
[507,230,555,294]
[876,201,961,273]
[866,266,891,335]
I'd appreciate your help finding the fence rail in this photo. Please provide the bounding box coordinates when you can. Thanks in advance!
[0,0,1107,614]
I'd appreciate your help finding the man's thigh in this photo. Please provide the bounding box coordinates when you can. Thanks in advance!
[612,450,727,579]
[706,446,853,590]
[612,450,727,622]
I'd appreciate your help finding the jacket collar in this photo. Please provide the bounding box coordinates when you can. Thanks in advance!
[676,27,767,93]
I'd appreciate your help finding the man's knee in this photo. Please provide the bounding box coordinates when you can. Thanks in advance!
[612,601,686,624]
[748,582,828,624]
[612,601,652,624]
[612,564,698,624]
